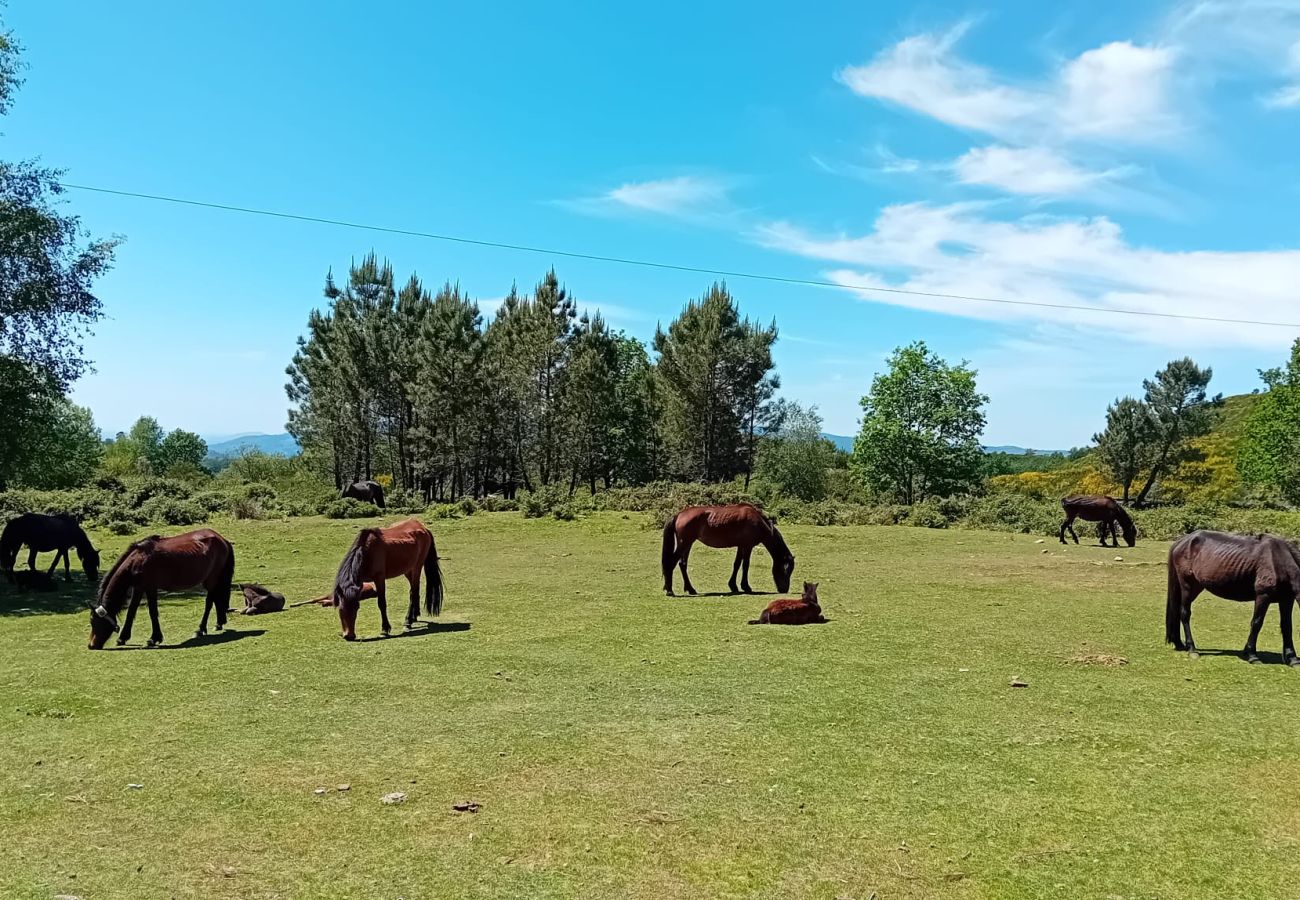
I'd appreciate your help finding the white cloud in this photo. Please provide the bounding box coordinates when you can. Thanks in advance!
[755,203,1300,348]
[1166,2,1300,109]
[953,145,1124,195]
[604,176,731,216]
[839,26,1179,143]
[836,23,1041,136]
[1059,42,1179,138]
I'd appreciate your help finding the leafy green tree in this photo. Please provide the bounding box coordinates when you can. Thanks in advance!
[1240,339,1300,503]
[654,283,777,482]
[756,400,833,501]
[1132,358,1221,504]
[4,391,101,488]
[128,416,166,474]
[0,18,117,489]
[851,342,987,504]
[1094,397,1158,502]
[610,334,661,485]
[158,429,208,475]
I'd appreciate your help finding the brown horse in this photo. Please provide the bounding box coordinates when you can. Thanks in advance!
[662,504,795,596]
[750,582,825,625]
[331,518,443,641]
[89,529,235,650]
[1060,495,1136,547]
[1166,530,1300,666]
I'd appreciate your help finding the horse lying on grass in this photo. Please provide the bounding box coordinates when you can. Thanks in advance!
[750,582,825,625]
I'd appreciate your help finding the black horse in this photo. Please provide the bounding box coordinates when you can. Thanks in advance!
[342,480,386,509]
[1,513,101,583]
[1167,530,1300,666]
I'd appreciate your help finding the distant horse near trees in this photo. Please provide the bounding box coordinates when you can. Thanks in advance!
[342,480,386,508]
[89,529,235,650]
[1166,530,1300,665]
[330,518,443,641]
[1,513,101,582]
[1060,495,1136,547]
[662,504,795,596]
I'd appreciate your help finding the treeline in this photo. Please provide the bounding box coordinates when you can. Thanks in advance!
[285,255,779,500]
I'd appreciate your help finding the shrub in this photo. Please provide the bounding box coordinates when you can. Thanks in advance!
[904,498,949,529]
[231,497,265,520]
[139,497,204,526]
[106,519,136,536]
[457,497,478,517]
[192,491,231,514]
[240,482,278,503]
[963,491,1061,535]
[428,503,460,520]
[323,499,380,519]
[127,477,193,506]
[551,502,577,521]
[478,495,518,513]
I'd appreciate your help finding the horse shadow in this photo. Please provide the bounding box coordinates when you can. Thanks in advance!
[675,591,777,599]
[356,621,472,643]
[114,629,266,651]
[1188,647,1296,666]
[0,577,98,616]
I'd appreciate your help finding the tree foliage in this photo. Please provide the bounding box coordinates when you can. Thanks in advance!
[1240,339,1300,503]
[755,400,833,501]
[851,342,987,504]
[1094,396,1158,502]
[1132,358,1221,504]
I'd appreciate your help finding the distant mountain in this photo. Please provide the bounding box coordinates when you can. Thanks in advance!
[820,433,854,453]
[205,432,300,460]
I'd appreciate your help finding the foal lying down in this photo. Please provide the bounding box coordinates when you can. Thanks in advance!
[749,582,826,625]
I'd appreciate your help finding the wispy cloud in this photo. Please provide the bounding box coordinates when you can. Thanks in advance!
[755,202,1300,349]
[838,24,1180,144]
[1165,1,1300,110]
[568,175,737,222]
[953,145,1130,196]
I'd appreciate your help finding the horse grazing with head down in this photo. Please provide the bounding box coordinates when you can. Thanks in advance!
[662,504,795,596]
[89,529,235,650]
[331,518,443,641]
[341,480,386,509]
[1,513,101,582]
[1060,495,1136,548]
[1167,530,1300,666]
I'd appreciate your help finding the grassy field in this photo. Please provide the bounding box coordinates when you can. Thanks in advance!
[2,513,1299,899]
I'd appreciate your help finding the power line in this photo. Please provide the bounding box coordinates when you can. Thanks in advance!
[59,181,1300,330]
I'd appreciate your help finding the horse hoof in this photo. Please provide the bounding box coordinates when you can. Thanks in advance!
[1188,650,1200,660]
[342,634,357,642]
[1247,655,1263,665]
[146,640,160,648]
[116,638,129,647]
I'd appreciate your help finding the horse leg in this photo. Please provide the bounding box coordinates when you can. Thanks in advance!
[1181,584,1202,655]
[1281,598,1300,667]
[146,589,164,647]
[1067,520,1079,544]
[1096,521,1109,547]
[1058,514,1069,544]
[404,571,420,629]
[678,539,698,596]
[27,547,38,572]
[198,593,214,637]
[1244,594,1271,664]
[740,546,754,594]
[118,588,144,645]
[728,549,743,595]
[47,548,63,578]
[377,579,392,636]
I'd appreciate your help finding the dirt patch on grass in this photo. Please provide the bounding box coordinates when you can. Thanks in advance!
[1068,653,1129,667]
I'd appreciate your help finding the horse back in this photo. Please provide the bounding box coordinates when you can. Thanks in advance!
[374,518,431,577]
[137,529,233,590]
[677,504,769,547]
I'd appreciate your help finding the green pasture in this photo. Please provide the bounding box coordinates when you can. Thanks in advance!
[1,514,1297,899]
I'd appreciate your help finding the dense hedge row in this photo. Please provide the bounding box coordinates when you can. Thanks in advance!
[5,475,1300,544]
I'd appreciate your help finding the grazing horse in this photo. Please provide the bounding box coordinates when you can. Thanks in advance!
[1166,530,1300,666]
[88,529,235,650]
[750,582,825,625]
[331,518,443,641]
[342,480,386,509]
[1060,495,1136,547]
[1,513,101,582]
[662,504,795,596]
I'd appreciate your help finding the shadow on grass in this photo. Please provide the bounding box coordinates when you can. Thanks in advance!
[1184,647,1300,667]
[0,577,97,616]
[356,622,472,643]
[672,591,777,599]
[112,628,267,651]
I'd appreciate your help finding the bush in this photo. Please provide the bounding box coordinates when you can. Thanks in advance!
[962,491,1061,535]
[192,490,231,514]
[138,496,204,526]
[106,519,136,536]
[428,503,460,520]
[520,485,567,519]
[478,495,518,513]
[127,477,193,506]
[904,498,949,528]
[457,497,478,517]
[323,499,380,519]
[231,497,265,520]
[552,502,577,521]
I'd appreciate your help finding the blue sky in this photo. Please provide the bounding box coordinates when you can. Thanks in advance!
[7,1,1300,447]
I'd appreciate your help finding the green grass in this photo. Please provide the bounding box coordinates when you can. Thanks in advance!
[2,513,1299,899]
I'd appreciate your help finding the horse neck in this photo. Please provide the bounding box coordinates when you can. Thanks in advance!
[71,525,93,554]
[760,525,789,562]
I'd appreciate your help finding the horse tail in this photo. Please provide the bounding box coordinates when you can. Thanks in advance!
[373,482,386,509]
[1165,553,1181,645]
[423,533,444,617]
[214,539,236,617]
[661,514,678,584]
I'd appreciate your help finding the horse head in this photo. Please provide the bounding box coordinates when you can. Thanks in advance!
[78,546,101,582]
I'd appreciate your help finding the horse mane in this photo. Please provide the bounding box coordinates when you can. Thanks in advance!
[96,536,160,609]
[764,520,793,562]
[334,528,380,601]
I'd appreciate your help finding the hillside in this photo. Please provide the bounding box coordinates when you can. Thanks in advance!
[205,432,300,460]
